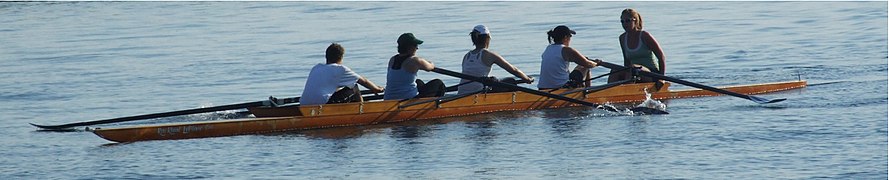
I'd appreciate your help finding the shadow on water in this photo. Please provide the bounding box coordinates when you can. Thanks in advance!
[540,107,594,136]
[465,120,499,141]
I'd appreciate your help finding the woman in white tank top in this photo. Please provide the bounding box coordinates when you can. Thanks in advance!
[538,25,601,90]
[457,25,534,94]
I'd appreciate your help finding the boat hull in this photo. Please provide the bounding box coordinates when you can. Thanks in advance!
[93,81,806,143]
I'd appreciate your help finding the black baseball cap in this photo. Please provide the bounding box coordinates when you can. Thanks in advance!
[397,33,424,45]
[552,25,576,36]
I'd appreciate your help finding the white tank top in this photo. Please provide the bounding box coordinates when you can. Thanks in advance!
[538,44,569,89]
[457,50,491,94]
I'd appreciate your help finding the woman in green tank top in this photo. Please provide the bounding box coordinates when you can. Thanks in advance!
[607,8,667,83]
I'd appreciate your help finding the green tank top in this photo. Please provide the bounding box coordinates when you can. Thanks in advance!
[622,32,659,73]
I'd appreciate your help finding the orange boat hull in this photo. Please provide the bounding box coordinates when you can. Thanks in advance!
[93,81,806,142]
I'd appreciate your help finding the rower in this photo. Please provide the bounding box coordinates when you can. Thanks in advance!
[300,43,384,106]
[383,33,447,100]
[537,25,600,90]
[457,25,534,95]
[606,8,667,84]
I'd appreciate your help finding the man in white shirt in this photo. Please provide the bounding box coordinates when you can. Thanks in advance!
[300,43,384,105]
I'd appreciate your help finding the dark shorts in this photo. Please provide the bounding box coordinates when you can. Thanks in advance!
[538,70,586,91]
[563,69,586,88]
[415,79,446,98]
[327,86,361,104]
[486,77,523,93]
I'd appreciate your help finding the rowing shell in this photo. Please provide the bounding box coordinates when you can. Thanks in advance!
[93,81,806,143]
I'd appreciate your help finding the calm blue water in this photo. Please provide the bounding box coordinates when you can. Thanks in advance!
[1,2,886,179]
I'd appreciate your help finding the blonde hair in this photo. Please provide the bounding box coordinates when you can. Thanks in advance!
[622,8,644,31]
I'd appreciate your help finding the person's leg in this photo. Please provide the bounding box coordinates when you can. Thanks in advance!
[327,86,360,104]
[577,67,591,87]
[565,69,586,88]
[490,77,518,93]
[633,65,655,83]
[607,70,629,83]
[417,79,445,98]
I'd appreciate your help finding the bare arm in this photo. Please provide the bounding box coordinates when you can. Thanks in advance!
[562,46,598,68]
[642,31,666,74]
[357,76,384,93]
[485,50,533,83]
[562,47,596,87]
[413,57,435,71]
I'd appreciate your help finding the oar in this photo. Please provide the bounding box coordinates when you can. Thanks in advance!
[559,79,633,96]
[270,89,378,106]
[431,67,667,115]
[30,100,274,130]
[398,78,529,109]
[580,66,631,84]
[595,60,786,104]
[32,89,384,130]
[393,80,475,103]
[399,89,485,109]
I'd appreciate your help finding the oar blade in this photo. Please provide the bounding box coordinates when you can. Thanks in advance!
[29,123,76,131]
[30,123,58,129]
[749,96,786,104]
[629,107,670,115]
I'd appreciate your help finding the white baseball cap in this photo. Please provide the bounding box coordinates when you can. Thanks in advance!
[473,25,490,35]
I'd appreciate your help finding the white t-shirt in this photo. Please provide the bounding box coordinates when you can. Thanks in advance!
[300,63,361,105]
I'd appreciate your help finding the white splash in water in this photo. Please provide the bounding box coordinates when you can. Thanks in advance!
[638,87,667,111]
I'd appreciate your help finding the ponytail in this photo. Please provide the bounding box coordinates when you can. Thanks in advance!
[547,30,567,44]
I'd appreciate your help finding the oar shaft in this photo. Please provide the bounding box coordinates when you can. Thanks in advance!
[559,79,632,96]
[432,68,599,107]
[596,61,764,102]
[432,67,668,114]
[32,101,267,130]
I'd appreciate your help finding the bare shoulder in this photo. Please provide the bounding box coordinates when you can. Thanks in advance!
[642,31,656,39]
[561,46,579,53]
[411,56,426,62]
[482,49,502,57]
[641,31,661,44]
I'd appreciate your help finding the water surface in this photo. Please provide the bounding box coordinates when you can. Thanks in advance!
[1,2,886,179]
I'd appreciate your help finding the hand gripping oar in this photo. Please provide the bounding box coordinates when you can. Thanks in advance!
[431,67,667,115]
[595,60,786,104]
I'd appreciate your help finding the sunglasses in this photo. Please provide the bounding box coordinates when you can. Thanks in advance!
[621,18,637,24]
